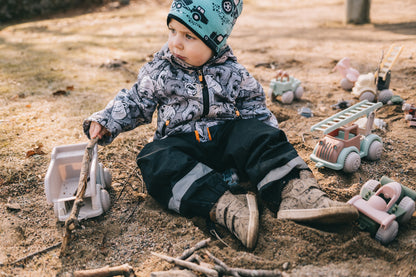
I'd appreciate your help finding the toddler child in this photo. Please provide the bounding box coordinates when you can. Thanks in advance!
[84,0,358,250]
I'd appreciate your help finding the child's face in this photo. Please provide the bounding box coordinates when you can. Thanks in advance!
[168,19,213,67]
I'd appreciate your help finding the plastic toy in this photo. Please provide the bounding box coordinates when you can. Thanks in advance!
[298,107,313,118]
[402,103,416,127]
[268,70,303,104]
[387,95,404,105]
[333,57,360,90]
[348,176,416,244]
[331,99,353,110]
[352,45,403,104]
[310,100,383,173]
[44,142,112,221]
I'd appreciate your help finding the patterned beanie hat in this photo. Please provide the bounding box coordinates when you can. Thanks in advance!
[167,0,243,54]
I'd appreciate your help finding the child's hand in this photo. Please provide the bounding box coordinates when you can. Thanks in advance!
[89,121,110,139]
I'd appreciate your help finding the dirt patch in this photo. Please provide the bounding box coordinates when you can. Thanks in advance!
[1,0,416,276]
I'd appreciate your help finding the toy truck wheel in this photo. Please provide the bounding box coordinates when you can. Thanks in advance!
[340,78,354,90]
[343,152,361,173]
[377,89,393,104]
[402,103,411,111]
[281,91,294,104]
[100,189,111,212]
[367,140,383,161]
[359,91,376,102]
[360,179,380,196]
[268,88,277,102]
[294,86,304,99]
[103,168,112,189]
[398,196,415,224]
[375,220,398,245]
[405,114,413,121]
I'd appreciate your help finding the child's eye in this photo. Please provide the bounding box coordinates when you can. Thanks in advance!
[185,34,194,40]
[168,27,176,34]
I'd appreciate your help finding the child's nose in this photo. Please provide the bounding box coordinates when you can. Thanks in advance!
[172,35,184,50]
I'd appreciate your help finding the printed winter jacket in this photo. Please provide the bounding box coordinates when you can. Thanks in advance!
[83,44,278,145]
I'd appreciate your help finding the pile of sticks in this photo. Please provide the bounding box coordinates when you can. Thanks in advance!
[151,238,287,277]
[63,238,287,277]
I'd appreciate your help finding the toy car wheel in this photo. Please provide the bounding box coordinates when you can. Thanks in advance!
[343,152,361,173]
[375,220,398,245]
[281,90,294,104]
[397,196,415,224]
[103,168,112,189]
[268,88,277,102]
[100,189,111,212]
[294,86,304,99]
[405,114,412,121]
[340,78,354,90]
[359,91,376,102]
[377,89,393,104]
[402,103,411,111]
[367,140,382,161]
[360,179,380,196]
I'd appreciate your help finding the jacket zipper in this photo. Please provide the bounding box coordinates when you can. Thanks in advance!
[198,70,209,117]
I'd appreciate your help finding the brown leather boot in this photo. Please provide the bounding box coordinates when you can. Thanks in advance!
[277,170,358,224]
[210,191,259,250]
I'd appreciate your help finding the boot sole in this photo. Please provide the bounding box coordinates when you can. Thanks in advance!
[245,193,259,250]
[277,205,359,224]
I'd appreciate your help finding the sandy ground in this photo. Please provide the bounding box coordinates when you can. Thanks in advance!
[1,0,416,276]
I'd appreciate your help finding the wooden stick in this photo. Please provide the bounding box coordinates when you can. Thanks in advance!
[177,238,211,260]
[151,252,218,277]
[206,251,284,277]
[69,264,136,277]
[7,242,61,266]
[60,137,99,257]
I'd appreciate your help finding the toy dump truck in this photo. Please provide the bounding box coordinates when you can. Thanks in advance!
[44,143,112,221]
[403,103,416,127]
[348,176,416,244]
[352,45,403,104]
[268,71,303,104]
[310,100,383,173]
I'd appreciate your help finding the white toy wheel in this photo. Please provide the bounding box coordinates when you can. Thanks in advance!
[343,152,361,173]
[360,179,380,196]
[397,196,415,224]
[100,189,111,212]
[268,88,277,102]
[405,114,412,121]
[340,78,354,90]
[378,89,393,104]
[294,86,304,99]
[402,103,411,111]
[360,91,376,102]
[367,140,383,161]
[375,220,398,245]
[281,91,294,104]
[103,168,112,189]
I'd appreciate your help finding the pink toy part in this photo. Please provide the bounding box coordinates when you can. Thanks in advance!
[333,57,360,83]
[348,182,403,229]
[275,70,290,81]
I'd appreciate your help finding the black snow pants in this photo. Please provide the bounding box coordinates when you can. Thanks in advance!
[136,118,309,218]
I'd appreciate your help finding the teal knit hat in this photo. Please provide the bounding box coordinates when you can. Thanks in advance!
[167,0,243,55]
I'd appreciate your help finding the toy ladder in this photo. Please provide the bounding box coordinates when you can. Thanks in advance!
[378,45,403,81]
[310,100,383,134]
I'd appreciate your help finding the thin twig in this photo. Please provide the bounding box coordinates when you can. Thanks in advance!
[206,251,284,277]
[60,137,99,257]
[151,252,218,277]
[177,238,211,260]
[70,263,136,277]
[6,242,61,266]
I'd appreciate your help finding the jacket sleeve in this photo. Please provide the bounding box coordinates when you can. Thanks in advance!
[236,65,278,128]
[83,65,158,145]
